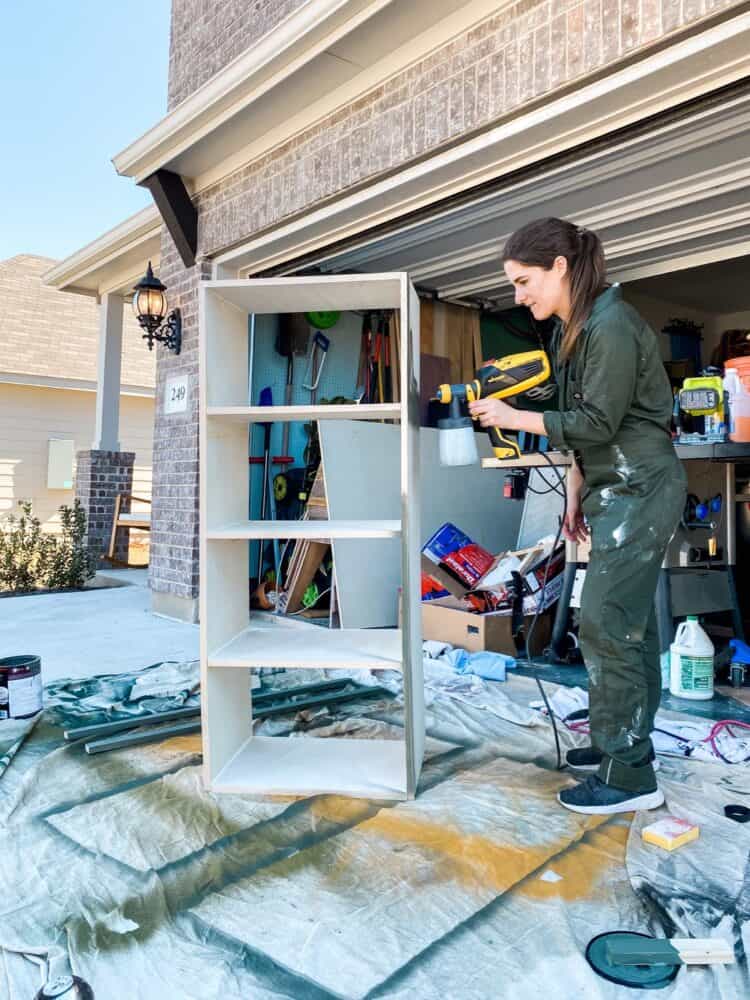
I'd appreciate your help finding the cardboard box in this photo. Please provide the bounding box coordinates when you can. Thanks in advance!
[420,554,467,600]
[421,523,495,591]
[420,598,552,657]
[468,543,565,614]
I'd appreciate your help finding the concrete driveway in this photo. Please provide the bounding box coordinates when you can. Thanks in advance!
[0,570,199,682]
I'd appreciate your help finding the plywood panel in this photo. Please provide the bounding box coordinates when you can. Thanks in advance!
[204,421,250,527]
[202,539,249,654]
[202,666,252,784]
[420,299,480,384]
[319,422,523,628]
[207,403,401,422]
[403,282,424,795]
[207,520,401,539]
[200,286,250,407]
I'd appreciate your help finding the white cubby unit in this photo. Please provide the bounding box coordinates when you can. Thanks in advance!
[199,275,424,800]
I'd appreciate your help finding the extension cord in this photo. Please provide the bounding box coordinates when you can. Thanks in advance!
[523,451,568,770]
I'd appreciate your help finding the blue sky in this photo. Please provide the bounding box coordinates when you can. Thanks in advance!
[0,0,171,262]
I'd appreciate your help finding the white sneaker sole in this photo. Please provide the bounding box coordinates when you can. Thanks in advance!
[567,759,660,774]
[557,787,665,815]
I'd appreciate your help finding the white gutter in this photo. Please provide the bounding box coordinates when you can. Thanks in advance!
[0,372,155,398]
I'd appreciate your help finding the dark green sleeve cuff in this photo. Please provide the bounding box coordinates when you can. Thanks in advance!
[543,411,569,454]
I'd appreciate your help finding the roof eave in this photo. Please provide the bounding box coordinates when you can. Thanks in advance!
[43,206,162,296]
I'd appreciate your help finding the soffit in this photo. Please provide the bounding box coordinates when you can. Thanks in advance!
[113,0,498,188]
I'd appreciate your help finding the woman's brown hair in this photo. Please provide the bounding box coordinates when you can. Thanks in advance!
[502,217,606,361]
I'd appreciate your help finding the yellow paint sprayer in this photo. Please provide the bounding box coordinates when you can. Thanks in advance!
[435,349,552,465]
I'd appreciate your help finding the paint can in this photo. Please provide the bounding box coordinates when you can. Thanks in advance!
[0,655,43,719]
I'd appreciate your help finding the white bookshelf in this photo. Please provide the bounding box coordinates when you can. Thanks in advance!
[199,275,424,800]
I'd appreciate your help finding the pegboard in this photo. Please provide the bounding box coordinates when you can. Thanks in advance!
[247,311,367,523]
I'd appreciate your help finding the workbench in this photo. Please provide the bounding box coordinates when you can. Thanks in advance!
[483,441,750,659]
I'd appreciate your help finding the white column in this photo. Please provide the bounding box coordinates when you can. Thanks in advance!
[93,293,124,451]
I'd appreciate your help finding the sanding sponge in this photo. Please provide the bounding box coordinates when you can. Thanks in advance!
[642,816,700,851]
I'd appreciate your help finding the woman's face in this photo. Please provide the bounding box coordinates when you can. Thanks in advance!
[504,256,570,321]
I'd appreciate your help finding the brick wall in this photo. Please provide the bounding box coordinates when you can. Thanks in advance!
[195,0,744,257]
[168,0,308,109]
[75,450,135,564]
[147,232,209,606]
[152,0,745,608]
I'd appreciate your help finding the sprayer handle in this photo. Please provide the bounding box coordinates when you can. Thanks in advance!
[488,425,521,460]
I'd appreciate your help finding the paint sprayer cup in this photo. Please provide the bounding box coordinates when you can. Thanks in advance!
[438,397,479,467]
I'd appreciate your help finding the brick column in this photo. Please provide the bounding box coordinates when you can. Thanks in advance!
[147,235,209,623]
[75,450,135,564]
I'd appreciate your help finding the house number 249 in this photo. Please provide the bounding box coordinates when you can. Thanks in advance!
[164,375,189,414]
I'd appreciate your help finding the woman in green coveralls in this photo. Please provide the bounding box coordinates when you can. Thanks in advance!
[469,217,686,816]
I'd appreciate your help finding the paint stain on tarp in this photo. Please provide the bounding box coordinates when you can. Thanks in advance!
[276,794,613,900]
[356,810,610,894]
[520,820,630,901]
[161,735,203,754]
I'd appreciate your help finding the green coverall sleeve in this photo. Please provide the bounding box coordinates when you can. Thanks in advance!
[542,320,638,452]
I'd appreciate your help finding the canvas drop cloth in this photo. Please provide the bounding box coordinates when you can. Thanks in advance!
[0,661,747,998]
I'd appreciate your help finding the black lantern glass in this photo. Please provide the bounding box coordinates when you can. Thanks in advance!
[132,262,181,353]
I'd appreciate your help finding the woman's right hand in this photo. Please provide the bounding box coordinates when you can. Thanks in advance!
[562,462,589,543]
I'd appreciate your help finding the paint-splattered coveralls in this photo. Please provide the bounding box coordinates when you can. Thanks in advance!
[544,285,686,793]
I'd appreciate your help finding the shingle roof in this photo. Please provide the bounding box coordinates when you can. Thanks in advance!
[0,254,155,388]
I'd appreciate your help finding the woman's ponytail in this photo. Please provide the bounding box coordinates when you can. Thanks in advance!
[562,227,606,360]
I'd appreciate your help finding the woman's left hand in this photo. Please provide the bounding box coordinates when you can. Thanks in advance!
[468,397,519,430]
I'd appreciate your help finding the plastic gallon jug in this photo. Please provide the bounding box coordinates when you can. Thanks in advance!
[669,616,714,700]
[725,357,750,443]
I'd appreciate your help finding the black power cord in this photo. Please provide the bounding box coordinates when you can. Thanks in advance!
[523,451,569,771]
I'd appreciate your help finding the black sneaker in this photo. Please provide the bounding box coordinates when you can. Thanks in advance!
[566,746,659,773]
[558,775,664,815]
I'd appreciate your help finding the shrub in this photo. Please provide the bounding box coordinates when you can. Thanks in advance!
[0,500,96,593]
[0,502,47,592]
[44,500,97,590]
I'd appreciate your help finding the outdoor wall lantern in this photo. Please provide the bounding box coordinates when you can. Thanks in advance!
[132,261,182,354]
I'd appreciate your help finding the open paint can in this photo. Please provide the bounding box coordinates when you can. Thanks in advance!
[0,655,43,719]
